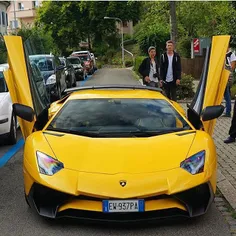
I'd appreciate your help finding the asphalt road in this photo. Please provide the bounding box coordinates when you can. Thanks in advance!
[0,68,231,236]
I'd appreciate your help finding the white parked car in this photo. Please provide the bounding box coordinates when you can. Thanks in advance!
[0,64,17,145]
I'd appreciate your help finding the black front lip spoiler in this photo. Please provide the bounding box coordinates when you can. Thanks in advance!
[26,182,214,222]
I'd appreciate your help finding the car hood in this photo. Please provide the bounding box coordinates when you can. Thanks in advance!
[43,131,196,174]
[40,71,54,81]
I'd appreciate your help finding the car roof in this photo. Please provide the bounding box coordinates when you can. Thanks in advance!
[0,63,9,72]
[29,54,54,58]
[72,51,90,54]
[65,85,166,101]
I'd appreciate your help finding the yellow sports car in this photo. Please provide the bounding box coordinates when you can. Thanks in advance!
[3,35,230,222]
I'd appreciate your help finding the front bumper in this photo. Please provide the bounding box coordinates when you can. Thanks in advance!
[26,182,214,222]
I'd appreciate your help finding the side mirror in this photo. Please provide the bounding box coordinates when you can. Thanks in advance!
[13,104,35,122]
[201,105,224,121]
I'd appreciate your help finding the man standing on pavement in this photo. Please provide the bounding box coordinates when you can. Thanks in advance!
[222,47,235,117]
[160,40,181,101]
[224,47,236,144]
[138,46,160,87]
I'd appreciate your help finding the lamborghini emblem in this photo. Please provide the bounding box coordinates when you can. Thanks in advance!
[119,180,127,187]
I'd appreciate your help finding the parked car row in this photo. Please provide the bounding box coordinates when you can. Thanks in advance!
[0,50,97,145]
[70,50,97,75]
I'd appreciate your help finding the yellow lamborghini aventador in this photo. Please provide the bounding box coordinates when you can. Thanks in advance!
[2,35,230,222]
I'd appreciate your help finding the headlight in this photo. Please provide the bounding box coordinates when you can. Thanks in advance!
[46,74,56,85]
[180,150,205,175]
[36,151,64,176]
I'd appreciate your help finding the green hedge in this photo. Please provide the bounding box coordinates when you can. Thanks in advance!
[231,84,236,99]
[176,73,195,99]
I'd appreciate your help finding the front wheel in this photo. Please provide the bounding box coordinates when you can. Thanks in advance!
[56,83,62,100]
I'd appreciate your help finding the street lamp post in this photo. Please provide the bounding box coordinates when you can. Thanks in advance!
[104,16,125,67]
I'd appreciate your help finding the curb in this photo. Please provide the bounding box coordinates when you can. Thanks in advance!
[217,169,236,210]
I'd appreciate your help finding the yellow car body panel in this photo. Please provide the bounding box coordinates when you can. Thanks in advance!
[201,36,230,135]
[23,129,216,197]
[3,36,36,139]
[2,35,229,220]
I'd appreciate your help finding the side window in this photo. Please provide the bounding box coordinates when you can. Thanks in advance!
[2,12,5,25]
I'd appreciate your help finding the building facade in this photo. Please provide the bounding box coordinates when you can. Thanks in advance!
[7,0,42,34]
[0,1,10,35]
[116,21,134,36]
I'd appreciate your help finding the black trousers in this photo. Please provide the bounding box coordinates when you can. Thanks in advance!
[229,98,236,138]
[164,81,177,101]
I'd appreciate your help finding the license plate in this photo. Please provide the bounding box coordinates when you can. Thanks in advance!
[102,199,145,213]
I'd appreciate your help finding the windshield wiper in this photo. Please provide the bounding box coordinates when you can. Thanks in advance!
[127,128,189,137]
[46,126,190,138]
[46,126,102,137]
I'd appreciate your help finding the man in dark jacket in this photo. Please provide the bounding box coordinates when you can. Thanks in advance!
[160,40,181,101]
[138,46,160,87]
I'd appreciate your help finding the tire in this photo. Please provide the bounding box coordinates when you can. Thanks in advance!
[83,72,87,80]
[67,76,72,88]
[24,192,30,207]
[72,75,76,87]
[7,114,17,145]
[57,83,62,100]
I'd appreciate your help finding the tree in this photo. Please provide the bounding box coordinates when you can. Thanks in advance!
[133,1,170,56]
[35,1,141,55]
[169,1,177,43]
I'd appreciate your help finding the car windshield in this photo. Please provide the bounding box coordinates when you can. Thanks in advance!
[71,54,88,61]
[47,98,191,137]
[68,58,81,65]
[29,56,54,71]
[0,72,8,93]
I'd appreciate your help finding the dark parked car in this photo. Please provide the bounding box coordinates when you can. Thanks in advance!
[29,54,67,102]
[59,57,77,87]
[29,62,50,105]
[71,51,95,75]
[67,56,87,81]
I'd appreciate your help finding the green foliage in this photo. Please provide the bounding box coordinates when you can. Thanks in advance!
[134,56,146,74]
[0,39,7,64]
[125,59,133,67]
[134,2,170,56]
[36,1,141,55]
[231,84,236,99]
[134,1,236,58]
[176,73,195,99]
[16,24,58,55]
[176,37,191,58]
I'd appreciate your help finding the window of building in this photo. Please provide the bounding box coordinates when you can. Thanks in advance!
[18,2,24,10]
[32,0,39,8]
[0,11,1,25]
[123,21,128,27]
[6,13,8,26]
[2,12,5,25]
[10,20,18,29]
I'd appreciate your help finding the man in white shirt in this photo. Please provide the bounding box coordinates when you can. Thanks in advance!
[160,40,181,101]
